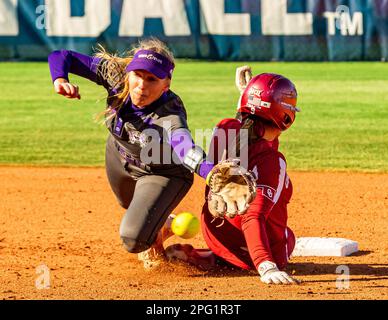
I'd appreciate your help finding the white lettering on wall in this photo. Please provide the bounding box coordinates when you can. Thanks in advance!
[343,12,363,36]
[261,0,313,35]
[323,12,337,35]
[46,0,111,37]
[119,0,190,36]
[0,0,18,36]
[324,11,363,36]
[199,0,251,35]
[0,1,366,39]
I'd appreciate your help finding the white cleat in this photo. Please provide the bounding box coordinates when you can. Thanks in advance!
[137,247,165,270]
[137,214,176,270]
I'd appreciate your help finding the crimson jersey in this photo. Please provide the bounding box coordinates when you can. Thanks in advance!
[201,119,295,270]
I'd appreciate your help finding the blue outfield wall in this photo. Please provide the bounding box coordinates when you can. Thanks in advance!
[1,0,388,61]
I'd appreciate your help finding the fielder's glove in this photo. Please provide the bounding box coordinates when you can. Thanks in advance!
[258,261,301,285]
[206,159,257,219]
[235,66,253,94]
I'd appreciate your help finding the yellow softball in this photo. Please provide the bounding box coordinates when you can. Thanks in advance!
[171,212,200,239]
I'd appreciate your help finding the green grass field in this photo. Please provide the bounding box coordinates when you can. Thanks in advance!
[0,61,387,172]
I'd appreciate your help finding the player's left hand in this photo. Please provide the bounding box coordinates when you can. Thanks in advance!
[235,65,252,94]
[206,159,257,218]
[258,261,301,285]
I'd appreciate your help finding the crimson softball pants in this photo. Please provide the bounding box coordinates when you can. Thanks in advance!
[105,137,193,253]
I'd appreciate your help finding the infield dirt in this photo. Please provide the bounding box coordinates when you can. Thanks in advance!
[0,167,387,300]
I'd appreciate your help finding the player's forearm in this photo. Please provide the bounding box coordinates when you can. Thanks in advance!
[48,50,100,84]
[241,211,275,269]
[169,128,213,178]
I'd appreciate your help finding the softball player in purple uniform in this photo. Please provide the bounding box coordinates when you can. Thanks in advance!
[48,38,214,268]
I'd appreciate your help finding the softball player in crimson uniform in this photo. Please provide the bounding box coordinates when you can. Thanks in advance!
[167,72,301,285]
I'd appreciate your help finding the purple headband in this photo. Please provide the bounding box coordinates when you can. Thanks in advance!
[126,49,175,79]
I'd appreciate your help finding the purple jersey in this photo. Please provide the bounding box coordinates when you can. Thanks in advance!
[48,50,212,178]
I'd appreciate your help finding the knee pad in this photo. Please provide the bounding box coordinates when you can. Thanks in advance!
[121,236,150,253]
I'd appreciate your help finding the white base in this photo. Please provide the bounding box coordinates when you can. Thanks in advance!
[291,237,359,257]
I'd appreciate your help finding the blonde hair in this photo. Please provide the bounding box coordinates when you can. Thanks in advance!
[94,37,175,123]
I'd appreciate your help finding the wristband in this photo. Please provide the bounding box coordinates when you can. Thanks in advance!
[182,146,206,173]
[258,261,278,277]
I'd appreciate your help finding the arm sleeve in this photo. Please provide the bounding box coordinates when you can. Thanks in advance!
[241,198,275,268]
[192,118,241,178]
[169,128,214,179]
[48,50,101,84]
[240,153,284,269]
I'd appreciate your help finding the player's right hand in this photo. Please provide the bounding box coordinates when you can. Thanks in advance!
[54,78,81,100]
[258,261,301,285]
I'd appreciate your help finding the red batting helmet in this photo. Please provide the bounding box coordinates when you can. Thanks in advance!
[238,73,299,131]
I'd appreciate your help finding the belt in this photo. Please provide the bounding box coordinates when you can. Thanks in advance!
[113,140,151,172]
